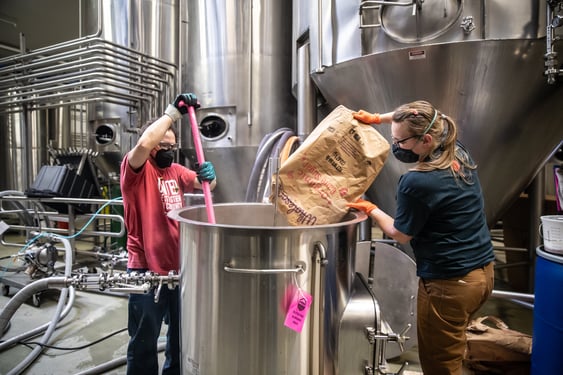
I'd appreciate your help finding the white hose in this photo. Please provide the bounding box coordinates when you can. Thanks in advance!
[6,283,69,375]
[0,277,68,335]
[0,236,74,375]
[0,286,75,351]
[245,128,294,202]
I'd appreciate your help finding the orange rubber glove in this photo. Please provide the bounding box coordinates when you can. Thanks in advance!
[352,110,381,125]
[346,199,378,215]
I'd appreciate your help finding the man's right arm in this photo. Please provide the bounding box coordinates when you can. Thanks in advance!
[127,92,200,171]
[127,115,174,171]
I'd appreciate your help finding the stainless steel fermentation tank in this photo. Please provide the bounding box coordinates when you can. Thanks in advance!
[170,203,413,375]
[179,0,296,203]
[306,0,563,225]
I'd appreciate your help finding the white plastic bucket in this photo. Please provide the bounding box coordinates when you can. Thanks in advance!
[540,215,563,254]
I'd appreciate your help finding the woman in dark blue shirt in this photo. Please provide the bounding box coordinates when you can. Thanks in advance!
[349,100,495,375]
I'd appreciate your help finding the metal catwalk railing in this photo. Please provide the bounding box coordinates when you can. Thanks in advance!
[0,195,124,251]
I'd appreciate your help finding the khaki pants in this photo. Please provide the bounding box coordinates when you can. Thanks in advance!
[417,262,494,375]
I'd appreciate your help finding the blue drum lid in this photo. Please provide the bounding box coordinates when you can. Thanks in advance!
[536,245,563,265]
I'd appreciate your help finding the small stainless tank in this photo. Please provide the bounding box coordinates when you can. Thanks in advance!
[170,203,374,374]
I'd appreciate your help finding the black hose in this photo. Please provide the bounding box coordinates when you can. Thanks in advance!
[73,342,166,375]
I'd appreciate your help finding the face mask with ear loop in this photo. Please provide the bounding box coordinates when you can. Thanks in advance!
[153,149,174,168]
[392,109,438,164]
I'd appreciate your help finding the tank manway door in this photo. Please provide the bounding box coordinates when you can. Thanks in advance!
[381,0,463,43]
[338,273,409,375]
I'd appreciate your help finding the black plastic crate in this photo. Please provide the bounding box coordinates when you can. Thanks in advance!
[26,165,96,213]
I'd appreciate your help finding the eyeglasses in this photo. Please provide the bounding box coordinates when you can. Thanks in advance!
[158,142,179,151]
[392,135,420,145]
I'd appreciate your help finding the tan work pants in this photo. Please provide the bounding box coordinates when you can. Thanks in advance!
[417,262,494,375]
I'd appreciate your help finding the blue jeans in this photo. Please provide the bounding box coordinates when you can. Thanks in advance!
[126,270,180,375]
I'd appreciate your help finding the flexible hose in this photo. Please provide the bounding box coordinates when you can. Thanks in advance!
[1,236,74,375]
[258,131,296,201]
[0,286,75,352]
[248,129,295,202]
[245,135,273,202]
[245,128,290,201]
[73,342,166,375]
[245,128,293,202]
[7,284,69,375]
[264,135,300,203]
[0,277,68,336]
[279,136,300,164]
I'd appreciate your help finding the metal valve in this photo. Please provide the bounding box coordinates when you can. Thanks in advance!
[364,323,412,375]
[110,282,151,294]
[154,278,164,303]
[67,270,180,298]
[387,324,412,352]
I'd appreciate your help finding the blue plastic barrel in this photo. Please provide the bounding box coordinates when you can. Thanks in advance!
[531,246,563,375]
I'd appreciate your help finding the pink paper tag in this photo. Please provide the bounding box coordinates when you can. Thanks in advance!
[283,289,313,332]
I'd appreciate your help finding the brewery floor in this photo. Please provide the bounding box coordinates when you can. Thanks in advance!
[0,233,534,375]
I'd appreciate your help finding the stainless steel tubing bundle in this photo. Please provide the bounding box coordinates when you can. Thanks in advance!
[0,38,175,114]
[0,0,176,115]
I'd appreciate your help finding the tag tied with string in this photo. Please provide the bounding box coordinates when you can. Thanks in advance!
[283,273,313,333]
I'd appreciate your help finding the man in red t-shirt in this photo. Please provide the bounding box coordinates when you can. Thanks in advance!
[120,92,216,375]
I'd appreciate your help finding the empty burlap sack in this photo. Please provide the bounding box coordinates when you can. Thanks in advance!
[270,105,389,225]
[464,316,532,375]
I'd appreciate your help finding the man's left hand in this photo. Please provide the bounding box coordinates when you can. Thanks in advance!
[197,161,216,182]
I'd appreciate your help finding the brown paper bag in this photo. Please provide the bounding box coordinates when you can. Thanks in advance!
[464,316,532,375]
[270,105,390,225]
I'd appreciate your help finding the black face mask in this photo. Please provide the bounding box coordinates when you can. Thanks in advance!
[154,149,174,168]
[392,143,419,164]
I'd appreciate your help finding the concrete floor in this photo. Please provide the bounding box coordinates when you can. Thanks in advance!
[0,234,534,375]
[0,234,167,375]
[0,286,135,374]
